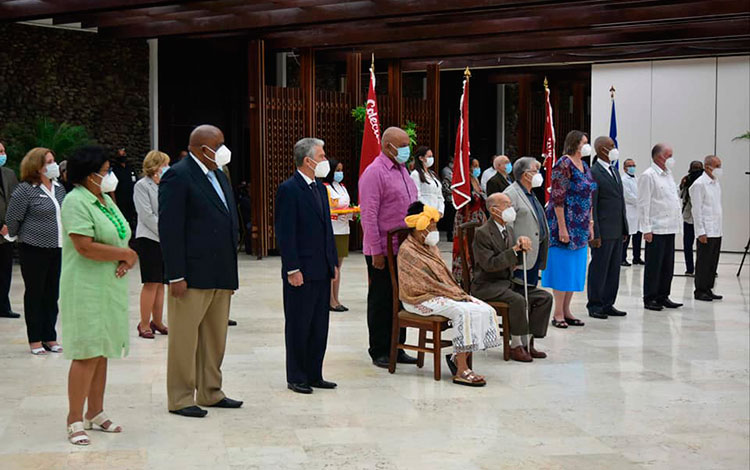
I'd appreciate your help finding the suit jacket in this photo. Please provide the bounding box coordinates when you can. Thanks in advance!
[275,171,338,282]
[158,155,239,290]
[486,172,511,196]
[0,167,19,245]
[591,159,628,240]
[471,219,522,301]
[504,181,549,269]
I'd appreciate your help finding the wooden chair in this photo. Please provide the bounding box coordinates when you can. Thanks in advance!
[456,221,512,361]
[386,227,453,381]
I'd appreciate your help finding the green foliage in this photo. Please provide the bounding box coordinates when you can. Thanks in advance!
[733,131,750,141]
[403,120,418,150]
[1,118,92,171]
[351,105,367,124]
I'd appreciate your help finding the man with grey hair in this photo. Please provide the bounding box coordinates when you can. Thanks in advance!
[504,157,549,287]
[486,155,512,196]
[275,137,339,394]
[638,142,683,311]
[690,155,723,301]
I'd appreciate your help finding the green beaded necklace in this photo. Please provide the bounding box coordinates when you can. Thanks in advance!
[95,200,128,240]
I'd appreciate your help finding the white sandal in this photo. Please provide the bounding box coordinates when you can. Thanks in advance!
[67,421,90,446]
[43,342,63,353]
[30,347,46,355]
[84,411,122,433]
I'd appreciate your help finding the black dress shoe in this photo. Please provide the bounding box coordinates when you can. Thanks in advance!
[372,356,390,369]
[228,319,237,326]
[633,259,645,265]
[620,260,631,267]
[287,383,313,394]
[209,397,243,408]
[169,406,207,418]
[694,292,713,301]
[709,291,723,300]
[660,298,683,308]
[606,307,627,317]
[310,379,337,389]
[644,301,664,311]
[588,311,608,319]
[0,311,20,318]
[397,351,418,364]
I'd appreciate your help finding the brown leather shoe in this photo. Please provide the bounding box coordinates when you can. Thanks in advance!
[529,346,547,359]
[509,346,532,363]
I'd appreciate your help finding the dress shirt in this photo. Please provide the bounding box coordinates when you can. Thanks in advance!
[597,158,619,182]
[689,172,722,238]
[637,162,682,235]
[410,170,445,215]
[359,153,417,256]
[480,167,497,193]
[4,181,65,248]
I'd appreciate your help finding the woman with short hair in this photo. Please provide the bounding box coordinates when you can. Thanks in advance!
[133,150,171,338]
[5,147,65,354]
[60,145,137,446]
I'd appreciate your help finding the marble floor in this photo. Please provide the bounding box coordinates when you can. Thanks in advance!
[0,244,748,470]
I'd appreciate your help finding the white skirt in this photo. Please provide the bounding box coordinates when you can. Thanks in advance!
[403,296,501,354]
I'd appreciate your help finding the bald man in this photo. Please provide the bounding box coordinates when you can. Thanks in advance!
[359,126,418,368]
[472,193,552,362]
[486,155,512,196]
[159,124,242,417]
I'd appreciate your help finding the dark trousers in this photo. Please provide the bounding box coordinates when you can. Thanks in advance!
[622,232,642,262]
[643,234,675,304]
[365,255,406,360]
[18,244,61,343]
[587,238,623,313]
[282,278,330,384]
[0,243,14,315]
[683,222,695,273]
[487,284,552,338]
[695,237,721,295]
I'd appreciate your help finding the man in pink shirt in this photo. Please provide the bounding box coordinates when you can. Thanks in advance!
[359,127,418,368]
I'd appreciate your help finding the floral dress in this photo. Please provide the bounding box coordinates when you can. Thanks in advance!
[545,155,597,250]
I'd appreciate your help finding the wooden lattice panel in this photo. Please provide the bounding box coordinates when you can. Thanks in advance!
[404,97,433,149]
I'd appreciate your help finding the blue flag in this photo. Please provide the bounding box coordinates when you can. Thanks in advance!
[609,98,618,169]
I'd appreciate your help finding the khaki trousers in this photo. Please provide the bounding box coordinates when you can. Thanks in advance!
[167,288,231,411]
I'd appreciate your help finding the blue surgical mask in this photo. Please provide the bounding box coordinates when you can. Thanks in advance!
[505,162,512,175]
[626,166,636,176]
[390,143,410,164]
[472,167,481,178]
[0,154,6,167]
[161,166,170,177]
[333,171,344,183]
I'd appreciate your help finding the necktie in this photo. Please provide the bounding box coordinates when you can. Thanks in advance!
[310,182,322,213]
[207,170,228,209]
[610,167,618,183]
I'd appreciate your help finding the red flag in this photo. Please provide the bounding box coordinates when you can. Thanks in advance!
[451,68,471,210]
[358,58,381,176]
[541,78,556,204]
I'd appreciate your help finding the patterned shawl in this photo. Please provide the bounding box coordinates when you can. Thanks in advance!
[398,233,470,305]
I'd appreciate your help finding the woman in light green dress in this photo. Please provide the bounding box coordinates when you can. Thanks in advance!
[61,146,138,446]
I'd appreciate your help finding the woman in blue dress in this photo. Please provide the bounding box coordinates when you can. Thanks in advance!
[542,130,597,329]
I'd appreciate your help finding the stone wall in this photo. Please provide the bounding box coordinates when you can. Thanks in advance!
[0,23,150,165]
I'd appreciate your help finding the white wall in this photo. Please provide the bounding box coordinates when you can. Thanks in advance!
[591,56,750,252]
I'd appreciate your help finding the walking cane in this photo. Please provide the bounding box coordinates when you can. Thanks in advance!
[521,246,532,351]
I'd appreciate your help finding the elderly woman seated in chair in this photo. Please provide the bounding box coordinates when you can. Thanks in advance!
[397,202,502,387]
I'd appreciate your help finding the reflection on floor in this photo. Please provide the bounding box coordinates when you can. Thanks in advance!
[0,247,748,469]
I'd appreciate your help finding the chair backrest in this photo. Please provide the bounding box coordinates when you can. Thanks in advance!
[386,227,412,315]
[456,220,482,294]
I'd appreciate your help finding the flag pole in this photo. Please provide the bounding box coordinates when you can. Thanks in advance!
[461,66,471,220]
[610,85,616,100]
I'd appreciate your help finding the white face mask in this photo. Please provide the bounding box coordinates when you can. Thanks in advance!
[501,206,517,223]
[204,144,232,167]
[93,171,119,193]
[425,156,434,168]
[424,231,440,246]
[580,143,592,157]
[608,148,619,162]
[531,173,544,188]
[664,156,675,170]
[711,167,723,179]
[44,162,60,180]
[312,159,330,178]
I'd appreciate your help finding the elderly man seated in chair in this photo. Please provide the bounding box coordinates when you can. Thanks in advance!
[471,193,553,362]
[398,202,501,387]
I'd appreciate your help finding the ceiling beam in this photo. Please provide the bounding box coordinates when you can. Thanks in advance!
[0,0,190,22]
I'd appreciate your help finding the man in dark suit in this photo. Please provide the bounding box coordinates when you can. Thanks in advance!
[159,125,242,417]
[486,155,512,196]
[587,136,628,319]
[472,193,552,362]
[275,137,339,394]
[0,141,19,318]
